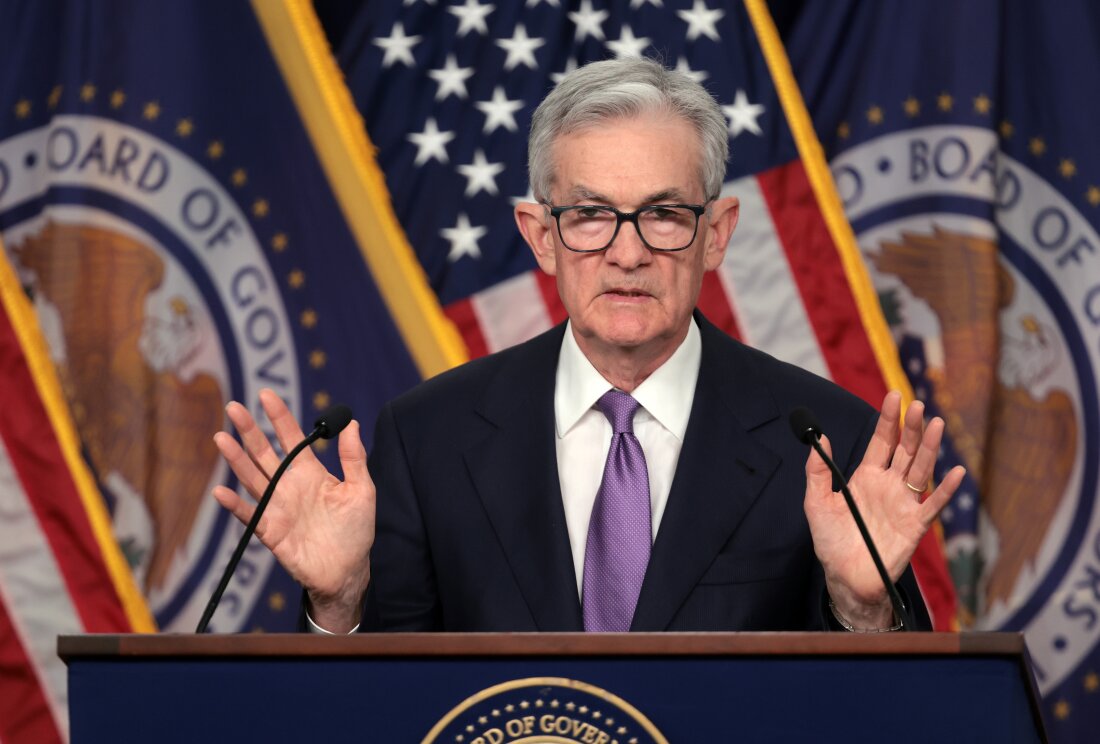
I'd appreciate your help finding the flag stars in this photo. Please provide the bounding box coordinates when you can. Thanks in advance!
[1053,700,1070,720]
[837,122,850,139]
[309,349,327,369]
[496,24,544,70]
[143,101,161,120]
[231,168,248,187]
[268,592,286,611]
[569,0,609,42]
[999,120,1014,139]
[1029,137,1046,156]
[176,118,194,138]
[301,308,318,328]
[476,87,523,134]
[973,94,992,115]
[408,117,455,165]
[1059,159,1076,179]
[448,0,493,37]
[1085,672,1099,692]
[723,89,765,138]
[107,89,124,109]
[272,233,289,251]
[207,141,225,159]
[606,26,651,58]
[13,99,31,118]
[374,22,421,68]
[442,213,488,262]
[866,105,884,125]
[936,92,953,112]
[477,716,488,724]
[1086,186,1100,207]
[48,85,63,109]
[675,57,707,83]
[253,198,270,217]
[313,391,331,410]
[458,149,506,196]
[677,0,724,42]
[288,269,305,289]
[428,55,475,101]
[79,83,96,102]
[903,96,920,117]
[550,58,578,85]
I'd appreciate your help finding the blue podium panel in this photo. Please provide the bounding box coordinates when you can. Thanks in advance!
[61,633,1045,744]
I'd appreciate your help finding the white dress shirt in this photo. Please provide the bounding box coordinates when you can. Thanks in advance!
[555,319,701,596]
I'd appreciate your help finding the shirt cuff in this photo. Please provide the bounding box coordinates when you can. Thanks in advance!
[305,610,360,635]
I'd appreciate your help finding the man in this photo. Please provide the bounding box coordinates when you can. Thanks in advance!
[213,58,964,634]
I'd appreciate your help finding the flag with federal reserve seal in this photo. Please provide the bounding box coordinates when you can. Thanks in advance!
[0,1,459,740]
[782,0,1100,739]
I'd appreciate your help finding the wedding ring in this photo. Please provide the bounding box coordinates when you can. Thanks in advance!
[904,480,925,493]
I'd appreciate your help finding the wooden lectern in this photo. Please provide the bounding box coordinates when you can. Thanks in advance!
[60,632,1046,743]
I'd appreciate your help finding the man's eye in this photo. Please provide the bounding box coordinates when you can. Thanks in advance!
[576,207,607,219]
[649,207,674,220]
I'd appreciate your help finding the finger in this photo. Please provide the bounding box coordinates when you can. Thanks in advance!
[804,434,835,500]
[920,465,966,525]
[259,388,321,466]
[338,421,373,490]
[903,416,944,493]
[862,391,903,469]
[225,400,282,479]
[212,483,257,527]
[889,399,926,476]
[214,431,272,503]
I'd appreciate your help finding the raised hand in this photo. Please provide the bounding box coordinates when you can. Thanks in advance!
[803,391,965,629]
[212,388,374,632]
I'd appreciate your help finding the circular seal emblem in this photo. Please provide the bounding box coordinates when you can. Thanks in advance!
[0,113,300,631]
[832,124,1100,696]
[422,677,668,744]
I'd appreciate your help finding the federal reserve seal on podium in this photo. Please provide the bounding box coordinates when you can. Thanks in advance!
[422,677,667,744]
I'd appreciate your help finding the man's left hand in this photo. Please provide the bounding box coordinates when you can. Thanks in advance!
[804,391,965,630]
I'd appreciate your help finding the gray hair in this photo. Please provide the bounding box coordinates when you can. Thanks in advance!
[528,57,729,202]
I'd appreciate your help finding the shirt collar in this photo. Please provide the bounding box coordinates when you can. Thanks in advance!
[555,318,701,440]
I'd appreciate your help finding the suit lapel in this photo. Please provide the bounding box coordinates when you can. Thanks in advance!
[463,324,583,631]
[631,317,782,631]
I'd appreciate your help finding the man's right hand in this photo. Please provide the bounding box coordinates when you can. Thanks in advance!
[212,388,375,633]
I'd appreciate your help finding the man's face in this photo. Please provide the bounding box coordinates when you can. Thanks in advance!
[516,115,739,367]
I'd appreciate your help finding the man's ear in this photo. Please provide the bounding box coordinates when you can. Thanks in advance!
[702,195,740,271]
[515,201,557,275]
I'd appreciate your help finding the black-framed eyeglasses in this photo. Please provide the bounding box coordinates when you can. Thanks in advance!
[543,203,709,253]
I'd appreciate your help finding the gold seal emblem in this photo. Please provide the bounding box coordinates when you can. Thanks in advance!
[422,677,668,744]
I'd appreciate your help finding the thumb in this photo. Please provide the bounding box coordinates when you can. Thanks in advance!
[337,420,370,488]
[804,434,835,499]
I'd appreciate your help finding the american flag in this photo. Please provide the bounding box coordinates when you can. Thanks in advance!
[335,0,958,628]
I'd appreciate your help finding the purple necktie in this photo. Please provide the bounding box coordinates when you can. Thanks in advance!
[582,390,652,632]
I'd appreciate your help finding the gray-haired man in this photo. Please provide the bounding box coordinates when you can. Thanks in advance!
[214,58,963,633]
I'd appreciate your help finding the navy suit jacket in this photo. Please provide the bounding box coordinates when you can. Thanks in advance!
[360,312,930,632]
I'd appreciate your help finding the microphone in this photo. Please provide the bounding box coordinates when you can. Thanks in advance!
[788,406,912,631]
[196,404,353,633]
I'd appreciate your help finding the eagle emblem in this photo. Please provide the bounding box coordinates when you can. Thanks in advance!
[13,220,224,592]
[871,227,1077,619]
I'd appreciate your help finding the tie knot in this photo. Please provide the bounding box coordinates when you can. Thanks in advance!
[597,389,640,434]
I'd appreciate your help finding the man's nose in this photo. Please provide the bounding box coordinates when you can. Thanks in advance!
[604,220,651,268]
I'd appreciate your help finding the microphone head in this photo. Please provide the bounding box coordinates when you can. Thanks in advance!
[313,405,353,440]
[788,407,822,445]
